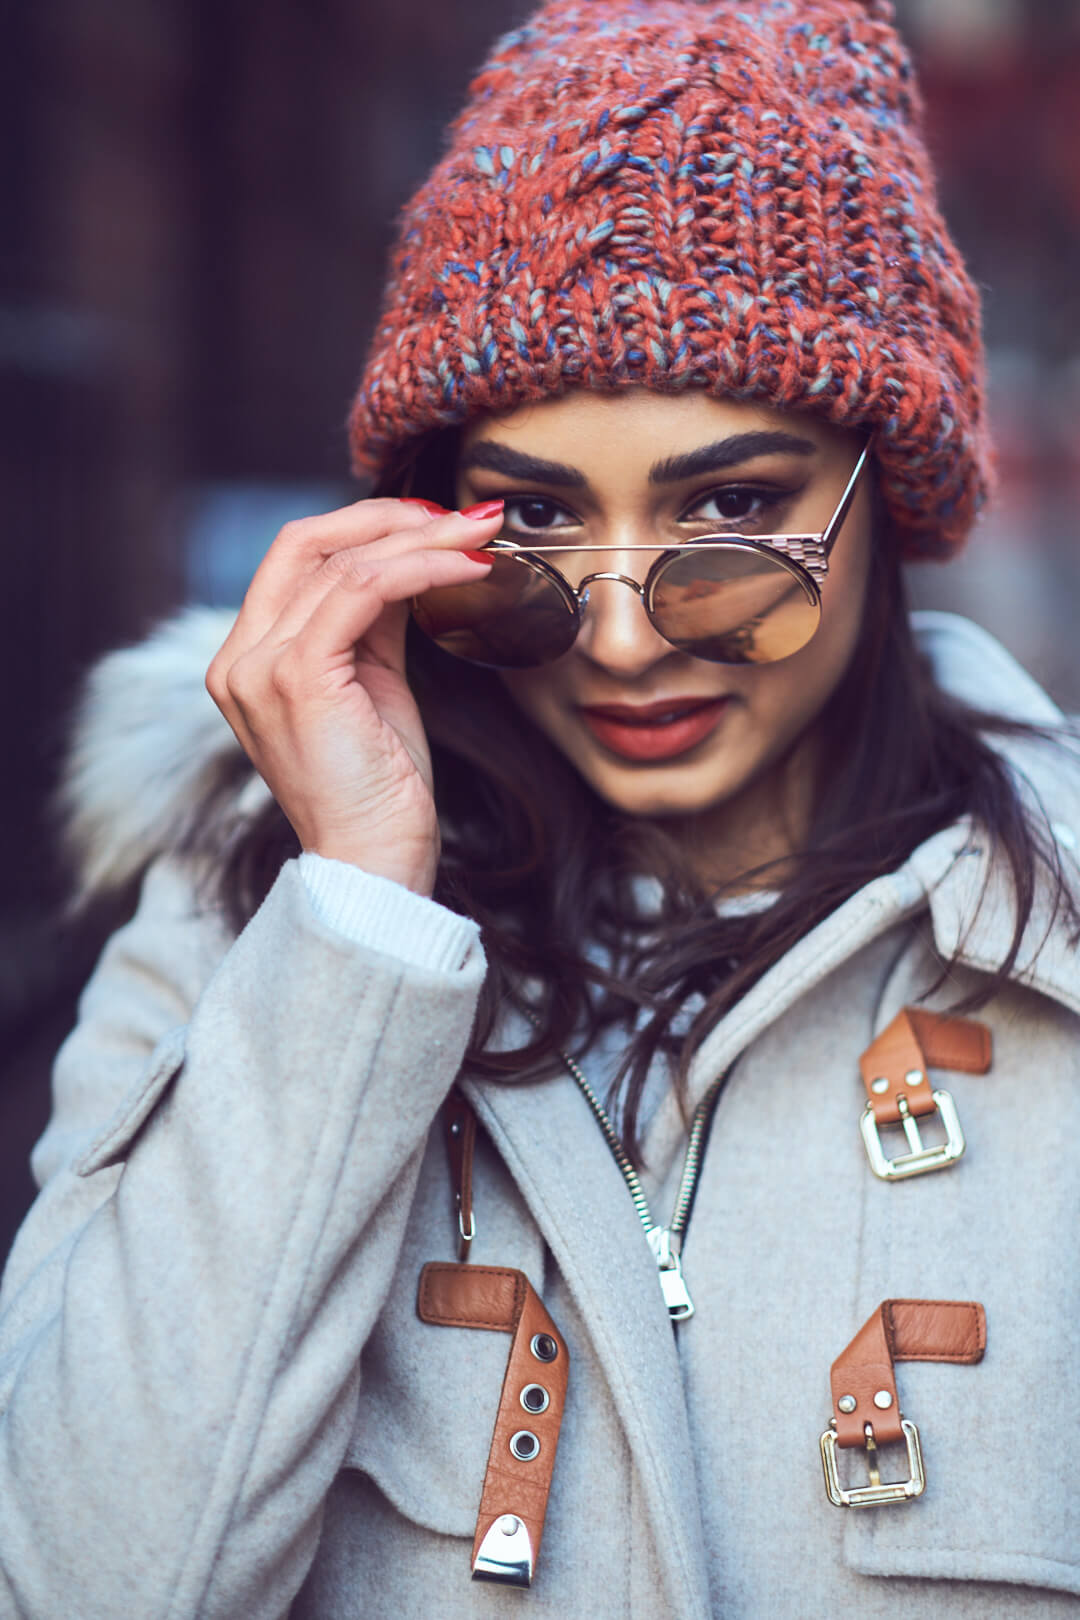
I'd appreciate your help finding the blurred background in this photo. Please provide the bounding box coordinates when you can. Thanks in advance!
[2,0,1079,1259]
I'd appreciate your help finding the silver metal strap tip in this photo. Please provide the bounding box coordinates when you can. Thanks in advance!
[472,1516,535,1587]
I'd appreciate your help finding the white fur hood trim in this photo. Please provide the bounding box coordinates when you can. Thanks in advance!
[59,606,266,907]
[59,604,1076,908]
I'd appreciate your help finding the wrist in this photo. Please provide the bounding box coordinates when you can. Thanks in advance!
[303,841,438,898]
[298,854,479,970]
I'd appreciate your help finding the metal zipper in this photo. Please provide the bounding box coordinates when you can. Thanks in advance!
[556,1043,728,1322]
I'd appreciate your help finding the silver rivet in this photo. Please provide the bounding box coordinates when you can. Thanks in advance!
[530,1333,558,1363]
[905,1069,924,1087]
[520,1383,550,1415]
[838,1394,857,1414]
[509,1429,540,1461]
[449,1119,461,1137]
[873,1390,894,1409]
[499,1515,520,1536]
[871,1077,889,1095]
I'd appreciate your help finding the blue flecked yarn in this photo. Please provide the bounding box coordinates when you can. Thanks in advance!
[350,0,992,558]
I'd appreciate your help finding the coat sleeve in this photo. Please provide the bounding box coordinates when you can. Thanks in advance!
[0,854,487,1620]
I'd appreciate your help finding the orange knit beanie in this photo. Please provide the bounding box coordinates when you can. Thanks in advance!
[349,0,992,557]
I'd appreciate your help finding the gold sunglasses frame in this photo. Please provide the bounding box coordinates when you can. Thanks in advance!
[414,441,871,666]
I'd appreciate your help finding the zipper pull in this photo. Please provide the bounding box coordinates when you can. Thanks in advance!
[646,1226,695,1321]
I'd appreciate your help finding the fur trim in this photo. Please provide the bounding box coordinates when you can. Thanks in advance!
[59,606,269,907]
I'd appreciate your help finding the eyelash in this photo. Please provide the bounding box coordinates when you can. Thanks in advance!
[499,486,790,536]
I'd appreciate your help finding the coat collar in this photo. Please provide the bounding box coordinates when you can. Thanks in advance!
[682,612,1080,1094]
[908,611,1080,1015]
[692,611,1080,1066]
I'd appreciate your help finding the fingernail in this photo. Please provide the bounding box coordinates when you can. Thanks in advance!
[460,499,505,521]
[463,549,493,565]
[400,498,449,516]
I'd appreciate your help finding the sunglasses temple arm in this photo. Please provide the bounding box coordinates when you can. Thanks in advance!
[821,442,872,558]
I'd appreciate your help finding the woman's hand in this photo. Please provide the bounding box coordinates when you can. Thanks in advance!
[205,497,502,897]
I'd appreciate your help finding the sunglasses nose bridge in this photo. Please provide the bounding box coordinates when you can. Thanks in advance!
[576,570,646,600]
[573,569,676,675]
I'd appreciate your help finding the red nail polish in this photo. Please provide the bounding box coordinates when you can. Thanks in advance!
[460,499,505,521]
[400,498,449,516]
[463,549,493,565]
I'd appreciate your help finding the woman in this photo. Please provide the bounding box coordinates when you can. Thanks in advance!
[2,1,1079,1615]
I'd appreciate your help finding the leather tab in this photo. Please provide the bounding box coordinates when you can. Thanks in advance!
[907,1009,992,1075]
[417,1262,569,1586]
[860,1007,991,1125]
[418,1262,524,1333]
[830,1305,902,1447]
[443,1088,477,1260]
[887,1298,987,1364]
[830,1298,986,1447]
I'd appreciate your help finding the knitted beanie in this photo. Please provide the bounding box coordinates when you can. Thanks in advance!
[349,0,992,558]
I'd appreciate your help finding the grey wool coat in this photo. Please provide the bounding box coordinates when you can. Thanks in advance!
[1,609,1079,1619]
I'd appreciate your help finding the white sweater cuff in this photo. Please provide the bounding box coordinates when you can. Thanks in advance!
[297,853,481,974]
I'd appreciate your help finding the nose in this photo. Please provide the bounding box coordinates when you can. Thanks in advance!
[574,574,677,678]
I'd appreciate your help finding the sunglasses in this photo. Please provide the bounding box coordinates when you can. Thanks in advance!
[411,444,870,669]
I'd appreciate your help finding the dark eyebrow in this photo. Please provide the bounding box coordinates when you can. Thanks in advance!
[648,431,818,484]
[459,428,818,489]
[458,441,587,487]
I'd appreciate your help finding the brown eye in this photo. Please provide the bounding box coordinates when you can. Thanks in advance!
[517,499,561,528]
[712,489,757,520]
[503,497,575,533]
[687,485,785,527]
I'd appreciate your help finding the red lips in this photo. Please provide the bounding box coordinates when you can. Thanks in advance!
[577,695,731,761]
[579,696,721,724]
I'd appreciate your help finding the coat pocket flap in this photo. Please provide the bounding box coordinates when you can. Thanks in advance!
[344,1304,510,1540]
[838,1354,1080,1598]
[73,1027,187,1177]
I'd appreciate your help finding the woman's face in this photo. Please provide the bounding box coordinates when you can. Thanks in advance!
[454,390,872,877]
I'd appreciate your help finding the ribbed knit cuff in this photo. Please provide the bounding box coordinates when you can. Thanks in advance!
[297,854,480,974]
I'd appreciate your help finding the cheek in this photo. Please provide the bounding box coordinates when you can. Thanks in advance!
[746,625,852,745]
[719,521,872,747]
[498,666,564,736]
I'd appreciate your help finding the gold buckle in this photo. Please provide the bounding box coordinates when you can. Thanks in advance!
[859,1087,965,1180]
[820,1417,926,1508]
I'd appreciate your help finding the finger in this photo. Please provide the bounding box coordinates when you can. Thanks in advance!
[244,506,504,653]
[229,501,504,655]
[208,501,500,702]
[271,545,494,688]
[212,499,435,665]
[216,542,493,737]
[238,498,500,626]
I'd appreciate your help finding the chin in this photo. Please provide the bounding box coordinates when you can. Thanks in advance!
[576,753,753,819]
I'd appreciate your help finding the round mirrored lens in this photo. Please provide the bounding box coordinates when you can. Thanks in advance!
[411,552,579,668]
[649,544,820,664]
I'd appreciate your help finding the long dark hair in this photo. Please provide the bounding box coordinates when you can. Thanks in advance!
[213,427,1078,1161]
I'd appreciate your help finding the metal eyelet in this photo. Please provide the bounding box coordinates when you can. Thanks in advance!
[509,1429,541,1461]
[530,1332,558,1363]
[519,1383,550,1415]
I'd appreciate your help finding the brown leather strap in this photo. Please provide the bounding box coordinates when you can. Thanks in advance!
[830,1299,986,1448]
[887,1297,987,1363]
[443,1089,476,1261]
[859,1007,992,1125]
[906,1010,992,1074]
[418,1262,569,1586]
[418,1262,524,1332]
